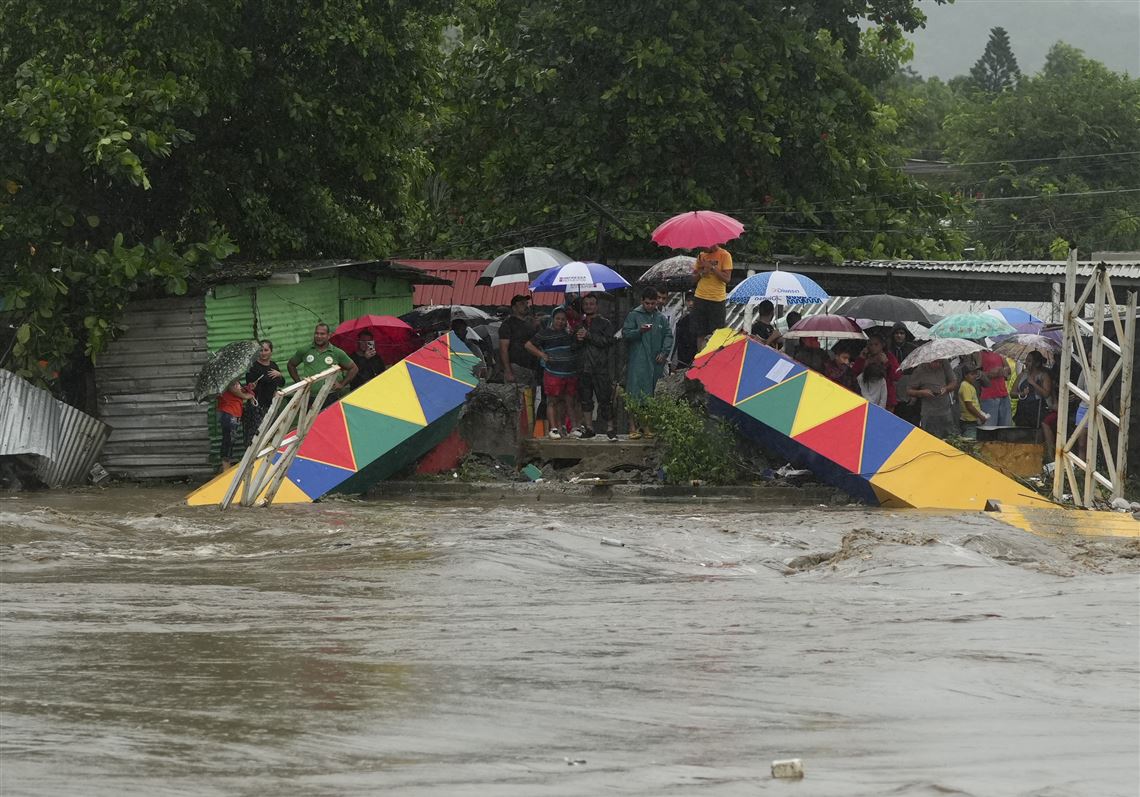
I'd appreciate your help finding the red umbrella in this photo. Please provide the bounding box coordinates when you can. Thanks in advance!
[782,314,866,340]
[330,314,420,366]
[651,210,744,249]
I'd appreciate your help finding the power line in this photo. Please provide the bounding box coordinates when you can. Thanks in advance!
[943,150,1140,168]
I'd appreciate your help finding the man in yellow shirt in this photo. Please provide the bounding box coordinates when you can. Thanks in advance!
[691,244,733,339]
[958,365,990,440]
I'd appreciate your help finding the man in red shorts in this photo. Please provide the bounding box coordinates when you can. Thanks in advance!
[525,307,584,439]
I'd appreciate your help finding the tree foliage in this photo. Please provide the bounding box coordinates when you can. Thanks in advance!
[944,43,1140,258]
[968,26,1021,94]
[1,0,447,385]
[425,0,962,264]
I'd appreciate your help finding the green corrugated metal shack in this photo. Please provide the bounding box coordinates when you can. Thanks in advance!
[204,259,443,359]
[96,260,450,479]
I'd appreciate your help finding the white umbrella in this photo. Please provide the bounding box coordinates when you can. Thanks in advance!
[899,338,987,372]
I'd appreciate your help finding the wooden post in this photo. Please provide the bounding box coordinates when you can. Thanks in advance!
[1115,291,1137,496]
[1052,251,1076,501]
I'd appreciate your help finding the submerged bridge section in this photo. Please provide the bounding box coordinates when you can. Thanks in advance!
[187,332,481,506]
[687,331,1056,512]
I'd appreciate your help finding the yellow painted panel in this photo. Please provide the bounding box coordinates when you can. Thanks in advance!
[695,328,745,360]
[341,361,427,427]
[998,506,1139,539]
[186,464,314,506]
[789,372,867,436]
[871,430,1055,511]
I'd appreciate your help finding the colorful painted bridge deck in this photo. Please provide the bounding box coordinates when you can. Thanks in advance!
[187,332,481,506]
[687,331,1057,512]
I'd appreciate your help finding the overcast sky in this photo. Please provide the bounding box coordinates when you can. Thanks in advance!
[906,0,1140,79]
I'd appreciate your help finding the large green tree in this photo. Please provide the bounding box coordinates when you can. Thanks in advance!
[424,0,963,264]
[968,26,1021,94]
[943,43,1140,258]
[1,0,446,391]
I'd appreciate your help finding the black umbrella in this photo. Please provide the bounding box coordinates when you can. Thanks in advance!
[836,294,933,324]
[476,247,572,287]
[194,340,260,402]
[637,255,696,290]
[400,304,492,332]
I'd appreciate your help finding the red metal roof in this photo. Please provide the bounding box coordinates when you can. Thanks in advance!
[396,260,562,308]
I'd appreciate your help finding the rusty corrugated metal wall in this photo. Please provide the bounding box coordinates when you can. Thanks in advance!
[0,370,111,486]
[96,295,213,479]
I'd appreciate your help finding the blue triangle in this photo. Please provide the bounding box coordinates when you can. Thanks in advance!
[859,404,916,477]
[734,340,806,404]
[286,456,356,500]
[406,363,475,424]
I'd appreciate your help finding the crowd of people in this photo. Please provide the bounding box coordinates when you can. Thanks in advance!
[212,280,1069,470]
[747,311,1064,448]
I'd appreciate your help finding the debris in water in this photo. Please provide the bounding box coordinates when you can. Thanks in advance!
[564,757,587,766]
[600,537,624,547]
[771,758,805,779]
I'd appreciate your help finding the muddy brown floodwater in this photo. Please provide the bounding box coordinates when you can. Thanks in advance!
[1,486,1138,796]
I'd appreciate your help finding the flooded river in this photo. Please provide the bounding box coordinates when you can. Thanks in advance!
[1,486,1138,796]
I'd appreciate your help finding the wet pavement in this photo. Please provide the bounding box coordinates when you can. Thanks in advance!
[1,486,1138,795]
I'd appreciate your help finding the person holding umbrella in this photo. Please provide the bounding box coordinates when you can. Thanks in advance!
[692,243,733,339]
[349,330,385,390]
[651,211,742,341]
[525,308,584,439]
[575,293,618,440]
[905,359,959,439]
[217,380,255,471]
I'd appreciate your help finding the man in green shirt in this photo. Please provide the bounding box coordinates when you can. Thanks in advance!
[287,322,358,407]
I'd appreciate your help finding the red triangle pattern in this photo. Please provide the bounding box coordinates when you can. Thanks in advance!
[792,403,868,474]
[689,339,746,404]
[407,336,453,378]
[296,402,357,472]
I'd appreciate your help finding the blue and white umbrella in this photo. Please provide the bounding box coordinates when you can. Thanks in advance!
[529,261,631,293]
[984,307,1043,326]
[727,271,829,305]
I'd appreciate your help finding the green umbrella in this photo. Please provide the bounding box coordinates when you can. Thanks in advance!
[928,312,1015,340]
[194,340,260,402]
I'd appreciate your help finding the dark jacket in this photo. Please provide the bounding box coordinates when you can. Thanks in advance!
[577,313,616,378]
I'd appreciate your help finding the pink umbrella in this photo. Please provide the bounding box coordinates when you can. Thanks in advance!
[782,314,866,340]
[651,210,744,249]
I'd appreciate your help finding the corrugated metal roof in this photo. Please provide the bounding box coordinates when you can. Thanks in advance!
[397,260,563,308]
[833,259,1140,278]
[96,295,213,479]
[202,259,450,286]
[1,370,111,486]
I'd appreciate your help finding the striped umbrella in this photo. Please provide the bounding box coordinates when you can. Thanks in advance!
[727,271,829,305]
[477,247,572,287]
[529,261,631,293]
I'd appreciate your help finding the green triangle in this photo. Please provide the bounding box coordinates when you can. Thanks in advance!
[449,351,481,386]
[735,372,807,436]
[342,403,426,466]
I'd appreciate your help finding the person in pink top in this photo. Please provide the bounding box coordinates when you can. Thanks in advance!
[978,350,1012,426]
